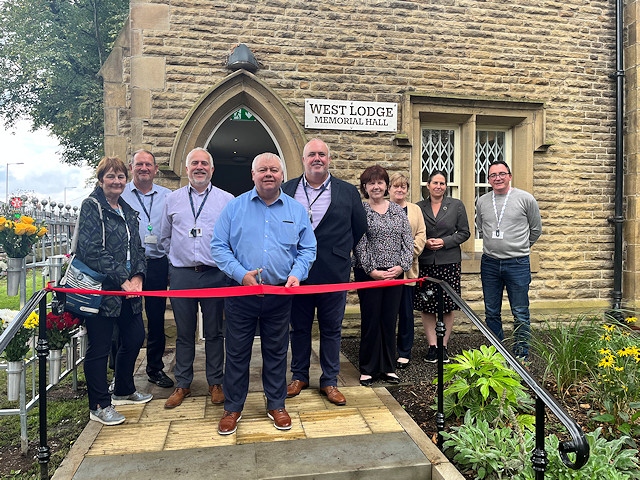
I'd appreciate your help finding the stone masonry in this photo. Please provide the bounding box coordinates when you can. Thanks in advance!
[101,0,640,316]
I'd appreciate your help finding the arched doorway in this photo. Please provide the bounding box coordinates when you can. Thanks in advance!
[205,107,278,197]
[170,70,306,194]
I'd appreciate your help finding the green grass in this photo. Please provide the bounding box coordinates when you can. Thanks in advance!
[0,275,38,310]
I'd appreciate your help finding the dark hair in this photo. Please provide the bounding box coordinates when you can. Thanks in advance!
[96,156,128,182]
[359,165,389,199]
[427,170,448,185]
[488,160,511,175]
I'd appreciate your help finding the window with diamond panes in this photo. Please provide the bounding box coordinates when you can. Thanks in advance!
[474,129,508,244]
[420,127,458,199]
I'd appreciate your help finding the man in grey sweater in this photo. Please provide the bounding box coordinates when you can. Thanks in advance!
[476,161,542,361]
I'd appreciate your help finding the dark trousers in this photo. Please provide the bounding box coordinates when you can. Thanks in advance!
[354,268,403,377]
[144,256,169,375]
[223,294,292,412]
[169,266,227,388]
[84,299,145,410]
[396,285,415,359]
[289,291,347,388]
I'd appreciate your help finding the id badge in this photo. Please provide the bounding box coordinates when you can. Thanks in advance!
[144,234,158,244]
[492,230,504,239]
[189,228,203,238]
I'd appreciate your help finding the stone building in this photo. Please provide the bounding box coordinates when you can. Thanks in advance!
[101,0,640,317]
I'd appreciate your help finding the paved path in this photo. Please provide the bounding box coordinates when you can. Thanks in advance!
[52,337,463,479]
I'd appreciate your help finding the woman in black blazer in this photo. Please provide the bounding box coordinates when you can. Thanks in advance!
[414,171,470,363]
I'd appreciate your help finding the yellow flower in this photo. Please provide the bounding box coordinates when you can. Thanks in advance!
[23,311,39,330]
[625,316,638,324]
[20,216,34,224]
[24,224,37,235]
[602,324,616,332]
[37,227,47,237]
[13,223,28,235]
[599,348,612,355]
[598,355,615,368]
[614,366,624,372]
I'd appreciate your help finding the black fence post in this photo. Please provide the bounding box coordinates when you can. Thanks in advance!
[435,283,446,449]
[36,294,50,479]
[532,396,549,479]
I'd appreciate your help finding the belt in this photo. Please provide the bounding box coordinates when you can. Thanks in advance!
[180,265,215,273]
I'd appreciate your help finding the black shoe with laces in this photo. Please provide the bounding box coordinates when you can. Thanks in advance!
[148,370,175,388]
[425,345,437,363]
[442,346,450,363]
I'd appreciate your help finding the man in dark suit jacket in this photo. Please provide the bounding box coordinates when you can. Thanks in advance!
[282,138,367,406]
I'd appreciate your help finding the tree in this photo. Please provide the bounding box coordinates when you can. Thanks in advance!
[0,0,128,166]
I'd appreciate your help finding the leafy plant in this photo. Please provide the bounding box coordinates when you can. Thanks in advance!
[532,315,600,397]
[434,344,534,425]
[1,310,38,361]
[444,415,640,480]
[589,316,640,438]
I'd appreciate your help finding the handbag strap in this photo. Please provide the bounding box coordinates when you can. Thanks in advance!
[70,197,105,254]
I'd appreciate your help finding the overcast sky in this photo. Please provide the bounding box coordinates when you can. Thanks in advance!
[0,119,95,207]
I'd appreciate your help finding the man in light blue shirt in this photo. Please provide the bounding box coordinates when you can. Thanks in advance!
[159,147,234,410]
[120,149,174,389]
[211,152,316,435]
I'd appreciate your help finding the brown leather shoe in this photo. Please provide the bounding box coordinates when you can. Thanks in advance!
[218,410,242,435]
[267,408,292,430]
[319,385,347,406]
[286,380,309,398]
[209,384,224,405]
[164,387,191,409]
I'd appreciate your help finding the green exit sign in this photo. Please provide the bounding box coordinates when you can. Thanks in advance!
[230,108,256,121]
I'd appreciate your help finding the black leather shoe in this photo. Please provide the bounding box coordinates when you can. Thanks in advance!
[396,359,410,370]
[381,373,400,384]
[360,376,374,387]
[148,370,174,388]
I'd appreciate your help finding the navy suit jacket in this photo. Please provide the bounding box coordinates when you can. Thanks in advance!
[282,175,367,285]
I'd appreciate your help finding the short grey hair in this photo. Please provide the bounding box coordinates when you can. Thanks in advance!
[186,147,213,165]
[131,149,156,165]
[251,152,284,171]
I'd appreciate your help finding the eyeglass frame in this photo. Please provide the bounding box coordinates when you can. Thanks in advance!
[487,171,511,180]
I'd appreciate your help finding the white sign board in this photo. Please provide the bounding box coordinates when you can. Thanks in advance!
[305,99,398,132]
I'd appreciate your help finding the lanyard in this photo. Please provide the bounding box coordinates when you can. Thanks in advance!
[133,189,154,232]
[491,188,512,236]
[303,177,329,223]
[114,207,132,268]
[188,186,211,227]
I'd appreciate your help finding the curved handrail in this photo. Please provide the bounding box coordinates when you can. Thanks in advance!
[0,289,48,354]
[425,277,590,470]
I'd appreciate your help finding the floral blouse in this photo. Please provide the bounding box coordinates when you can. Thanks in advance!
[353,201,414,275]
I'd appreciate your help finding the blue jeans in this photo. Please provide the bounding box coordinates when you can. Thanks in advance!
[481,254,531,358]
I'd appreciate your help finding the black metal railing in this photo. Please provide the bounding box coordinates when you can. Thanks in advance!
[0,289,51,479]
[425,277,590,479]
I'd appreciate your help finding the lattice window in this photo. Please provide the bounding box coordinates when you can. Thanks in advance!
[420,127,458,199]
[475,130,507,239]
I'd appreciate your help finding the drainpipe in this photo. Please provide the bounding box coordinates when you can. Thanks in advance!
[610,0,624,314]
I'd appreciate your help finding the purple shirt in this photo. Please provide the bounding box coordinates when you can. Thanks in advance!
[160,184,234,267]
[293,174,332,230]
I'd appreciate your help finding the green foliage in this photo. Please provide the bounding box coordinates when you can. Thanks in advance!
[589,316,640,438]
[0,0,129,166]
[435,344,534,424]
[532,316,600,397]
[443,416,640,480]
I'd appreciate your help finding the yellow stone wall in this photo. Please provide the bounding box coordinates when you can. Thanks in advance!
[101,0,636,315]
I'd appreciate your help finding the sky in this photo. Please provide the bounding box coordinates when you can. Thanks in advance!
[0,119,95,207]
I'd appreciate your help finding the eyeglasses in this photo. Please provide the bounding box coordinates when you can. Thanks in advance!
[488,172,510,180]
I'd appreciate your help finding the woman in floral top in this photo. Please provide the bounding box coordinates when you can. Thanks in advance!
[353,166,413,386]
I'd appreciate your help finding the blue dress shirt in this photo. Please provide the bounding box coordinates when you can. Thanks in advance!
[160,184,234,267]
[121,181,171,259]
[211,188,317,285]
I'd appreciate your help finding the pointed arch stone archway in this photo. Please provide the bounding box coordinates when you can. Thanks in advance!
[170,70,306,185]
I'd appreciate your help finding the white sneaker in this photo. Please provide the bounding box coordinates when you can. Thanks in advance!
[111,391,153,405]
[90,405,125,426]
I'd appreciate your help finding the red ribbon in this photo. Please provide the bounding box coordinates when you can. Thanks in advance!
[46,277,430,299]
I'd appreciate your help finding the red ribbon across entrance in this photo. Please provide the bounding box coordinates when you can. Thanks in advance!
[45,277,432,298]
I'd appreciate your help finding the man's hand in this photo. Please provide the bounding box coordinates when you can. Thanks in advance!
[285,275,300,287]
[242,269,263,286]
[122,275,143,299]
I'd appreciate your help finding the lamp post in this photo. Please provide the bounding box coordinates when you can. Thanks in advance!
[64,186,76,206]
[5,162,25,205]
